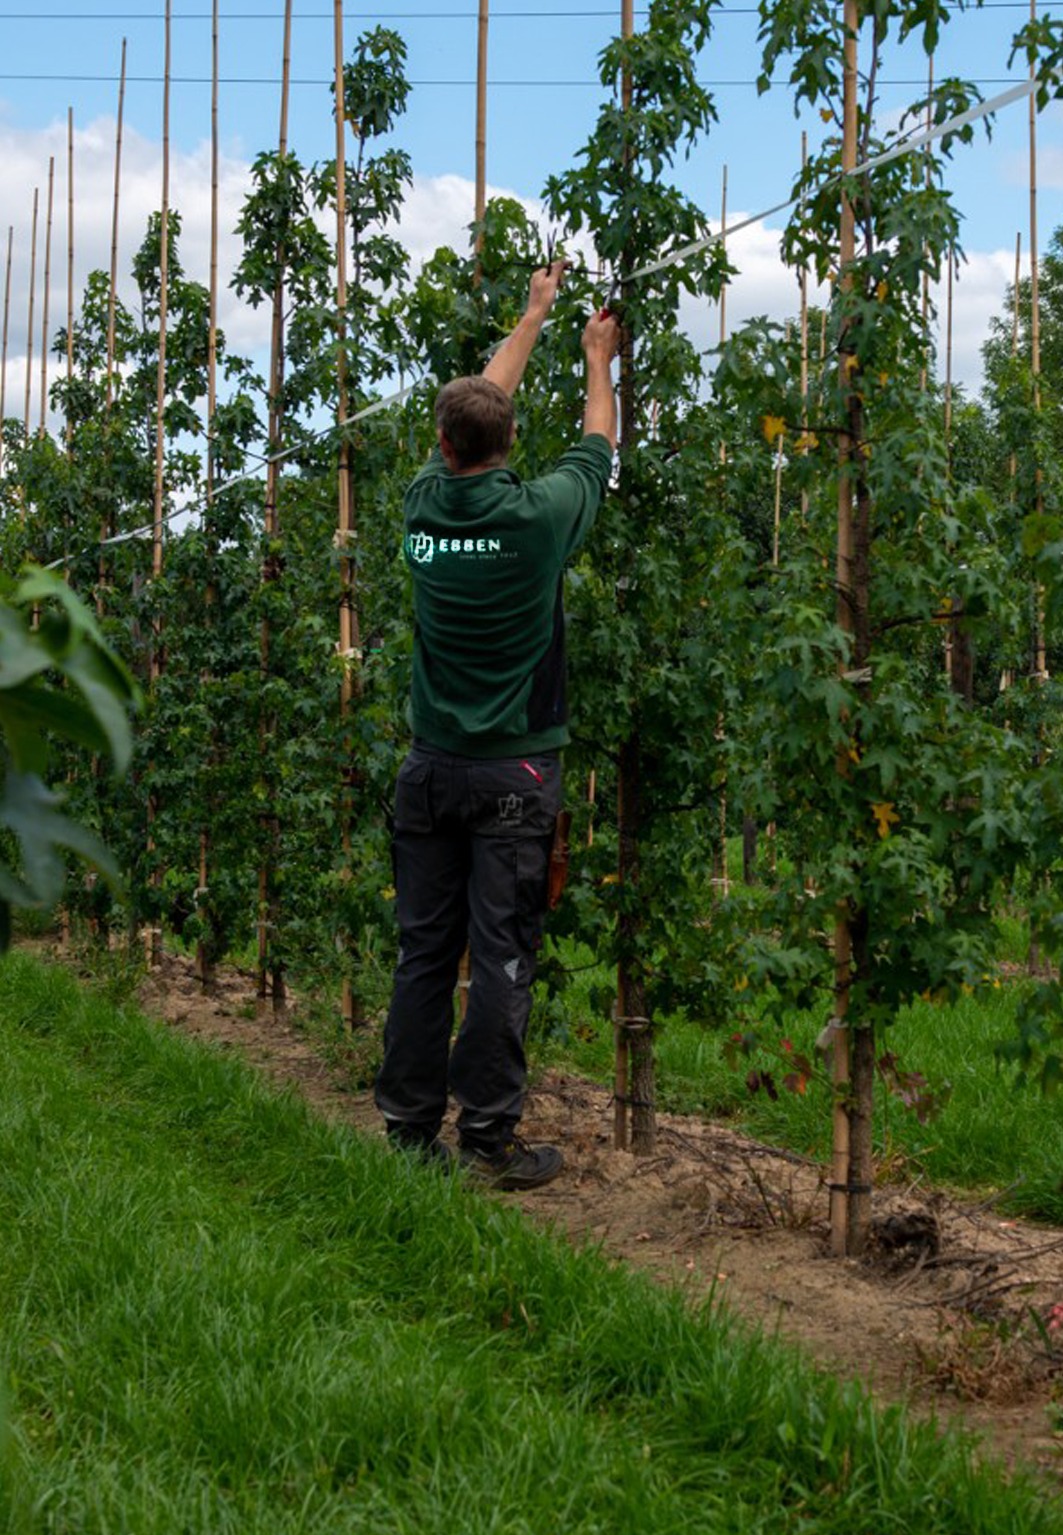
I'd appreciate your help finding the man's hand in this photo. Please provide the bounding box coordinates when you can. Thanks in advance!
[582,310,622,364]
[483,259,568,397]
[527,260,569,320]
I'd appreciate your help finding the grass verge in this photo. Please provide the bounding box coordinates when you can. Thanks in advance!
[0,950,1059,1532]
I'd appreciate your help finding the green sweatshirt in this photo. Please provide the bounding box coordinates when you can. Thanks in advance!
[403,433,613,758]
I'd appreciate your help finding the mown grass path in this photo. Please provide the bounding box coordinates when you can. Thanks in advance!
[1,950,1059,1534]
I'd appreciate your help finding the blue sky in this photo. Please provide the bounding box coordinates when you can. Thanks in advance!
[0,1,1060,402]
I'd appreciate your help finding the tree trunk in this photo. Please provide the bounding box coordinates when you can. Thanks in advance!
[618,731,655,1154]
[742,815,757,885]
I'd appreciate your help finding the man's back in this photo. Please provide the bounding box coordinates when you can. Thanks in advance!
[404,434,612,758]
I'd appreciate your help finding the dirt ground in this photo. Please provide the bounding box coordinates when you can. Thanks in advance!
[42,941,1063,1484]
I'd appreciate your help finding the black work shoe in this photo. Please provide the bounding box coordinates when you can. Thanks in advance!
[459,1134,563,1191]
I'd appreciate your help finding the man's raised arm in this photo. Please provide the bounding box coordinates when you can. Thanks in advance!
[481,260,567,399]
[580,310,621,452]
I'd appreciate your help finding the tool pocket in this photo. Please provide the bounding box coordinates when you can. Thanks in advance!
[393,755,434,835]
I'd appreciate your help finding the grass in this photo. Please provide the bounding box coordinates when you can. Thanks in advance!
[534,934,1063,1225]
[1,949,1060,1533]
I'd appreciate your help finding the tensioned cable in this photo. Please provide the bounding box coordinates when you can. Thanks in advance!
[0,73,1033,85]
[40,70,1047,571]
[43,371,433,568]
[0,2,1057,13]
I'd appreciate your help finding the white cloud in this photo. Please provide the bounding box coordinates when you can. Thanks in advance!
[0,114,1022,436]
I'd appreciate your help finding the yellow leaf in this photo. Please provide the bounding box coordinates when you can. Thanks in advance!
[826,269,838,285]
[381,886,396,900]
[878,371,889,387]
[734,975,749,992]
[601,874,619,885]
[762,414,786,443]
[961,983,974,997]
[848,738,862,764]
[820,108,833,122]
[842,353,858,378]
[939,595,953,613]
[871,801,900,839]
[876,280,889,302]
[799,430,819,451]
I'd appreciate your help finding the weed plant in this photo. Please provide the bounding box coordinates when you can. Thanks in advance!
[0,951,1058,1533]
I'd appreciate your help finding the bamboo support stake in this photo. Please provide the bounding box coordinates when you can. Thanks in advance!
[614,0,636,1153]
[146,1,171,969]
[1029,0,1046,683]
[830,0,858,1260]
[0,225,11,478]
[334,0,358,1029]
[23,187,37,442]
[718,163,728,468]
[799,132,809,523]
[106,40,127,415]
[153,16,170,599]
[100,41,126,618]
[39,157,53,438]
[195,3,220,989]
[1008,231,1020,492]
[587,769,596,848]
[66,109,74,450]
[919,56,933,393]
[944,246,953,452]
[474,0,489,271]
[257,0,293,1012]
[714,160,730,899]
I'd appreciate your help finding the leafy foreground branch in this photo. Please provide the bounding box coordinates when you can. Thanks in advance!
[0,570,138,950]
[0,950,1058,1535]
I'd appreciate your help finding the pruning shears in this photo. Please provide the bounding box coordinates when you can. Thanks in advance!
[600,272,623,321]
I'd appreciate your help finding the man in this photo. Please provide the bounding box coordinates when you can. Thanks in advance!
[374,261,621,1189]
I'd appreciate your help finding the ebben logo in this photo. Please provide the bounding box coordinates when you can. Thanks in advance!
[407,531,435,565]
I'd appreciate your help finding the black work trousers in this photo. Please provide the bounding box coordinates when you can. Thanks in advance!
[374,742,562,1149]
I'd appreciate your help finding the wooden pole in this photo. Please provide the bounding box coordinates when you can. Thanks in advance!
[101,38,127,615]
[717,163,728,470]
[587,769,596,848]
[38,157,54,438]
[106,40,127,414]
[153,14,170,599]
[23,188,38,442]
[66,109,74,451]
[1029,0,1046,683]
[919,55,933,393]
[258,0,293,1012]
[830,0,858,1259]
[0,225,11,478]
[800,132,809,523]
[147,1,171,968]
[944,246,953,451]
[614,0,637,1153]
[194,2,220,989]
[718,164,728,351]
[334,0,357,1028]
[1009,231,1020,492]
[474,0,489,269]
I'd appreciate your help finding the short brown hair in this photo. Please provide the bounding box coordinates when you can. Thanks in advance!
[435,377,514,471]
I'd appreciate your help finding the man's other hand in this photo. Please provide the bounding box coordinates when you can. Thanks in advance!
[582,310,622,364]
[528,260,568,319]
